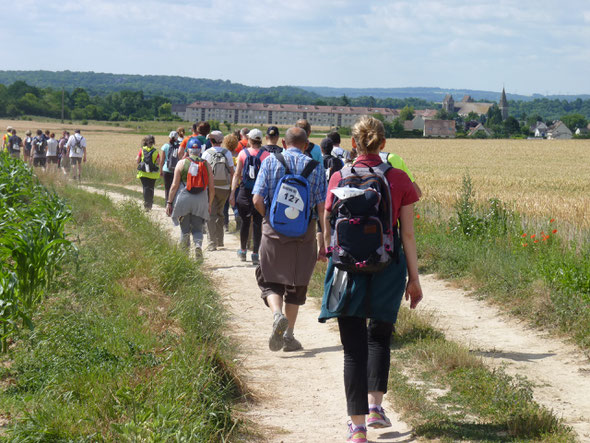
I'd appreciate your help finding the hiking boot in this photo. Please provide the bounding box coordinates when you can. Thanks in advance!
[367,406,392,428]
[206,244,217,252]
[347,422,368,443]
[269,314,288,352]
[251,253,259,265]
[282,335,302,352]
[237,249,247,262]
[195,247,203,261]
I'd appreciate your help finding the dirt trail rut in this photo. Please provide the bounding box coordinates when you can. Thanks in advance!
[83,185,413,442]
[84,185,590,441]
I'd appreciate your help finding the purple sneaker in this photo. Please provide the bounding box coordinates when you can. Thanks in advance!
[347,422,368,443]
[367,405,392,428]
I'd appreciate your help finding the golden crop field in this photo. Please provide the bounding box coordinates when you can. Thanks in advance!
[5,119,590,228]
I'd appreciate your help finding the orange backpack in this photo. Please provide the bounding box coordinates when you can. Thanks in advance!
[183,157,208,194]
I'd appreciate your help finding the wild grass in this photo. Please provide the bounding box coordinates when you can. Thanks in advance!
[0,184,243,440]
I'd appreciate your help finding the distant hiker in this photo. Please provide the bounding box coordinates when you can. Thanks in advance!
[166,139,214,260]
[318,116,422,442]
[379,151,422,198]
[159,131,181,203]
[236,127,249,154]
[66,129,87,181]
[45,132,59,171]
[202,130,235,251]
[263,126,283,154]
[252,126,327,352]
[2,126,12,153]
[320,137,344,180]
[328,131,350,161]
[23,130,33,164]
[58,130,69,170]
[8,129,22,159]
[222,133,240,231]
[196,121,212,150]
[176,126,186,143]
[32,129,47,168]
[230,128,269,264]
[179,122,205,159]
[295,119,323,163]
[136,135,160,211]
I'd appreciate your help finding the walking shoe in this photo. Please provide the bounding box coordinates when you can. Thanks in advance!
[251,253,259,265]
[347,422,368,443]
[269,314,288,352]
[237,249,247,262]
[367,405,392,428]
[282,335,302,352]
[195,247,203,261]
[206,244,217,252]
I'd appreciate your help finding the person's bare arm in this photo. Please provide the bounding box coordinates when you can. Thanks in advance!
[230,158,243,207]
[159,146,165,174]
[166,160,183,216]
[323,206,331,255]
[399,204,422,309]
[253,194,265,217]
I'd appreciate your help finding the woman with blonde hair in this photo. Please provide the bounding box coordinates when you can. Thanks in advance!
[319,116,423,442]
[222,133,240,231]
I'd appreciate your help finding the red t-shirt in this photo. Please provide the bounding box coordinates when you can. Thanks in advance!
[325,154,419,225]
[236,139,248,154]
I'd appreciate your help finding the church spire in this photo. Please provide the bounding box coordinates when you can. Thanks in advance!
[499,87,509,120]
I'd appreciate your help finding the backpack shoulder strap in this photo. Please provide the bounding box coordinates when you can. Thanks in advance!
[254,148,265,159]
[274,152,291,175]
[244,148,251,158]
[338,165,354,179]
[375,162,393,176]
[301,159,319,179]
[220,148,228,156]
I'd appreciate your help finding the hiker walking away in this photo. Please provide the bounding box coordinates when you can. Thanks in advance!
[318,116,422,443]
[328,130,350,161]
[32,129,47,169]
[222,133,240,231]
[202,130,234,251]
[262,126,283,154]
[179,122,205,159]
[159,131,181,203]
[295,119,323,163]
[166,139,214,260]
[379,151,422,198]
[23,130,33,164]
[59,131,70,173]
[45,132,59,172]
[8,129,22,159]
[66,129,87,181]
[236,127,249,154]
[136,135,160,211]
[2,126,13,153]
[252,127,327,352]
[230,128,269,264]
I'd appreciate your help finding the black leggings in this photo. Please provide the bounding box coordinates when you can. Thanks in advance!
[337,316,393,416]
[236,187,262,253]
[163,171,174,203]
[140,177,156,210]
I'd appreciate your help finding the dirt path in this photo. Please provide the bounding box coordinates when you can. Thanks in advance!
[81,185,414,442]
[82,184,590,441]
[419,277,590,440]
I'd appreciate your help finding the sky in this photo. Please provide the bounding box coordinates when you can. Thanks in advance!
[2,0,590,95]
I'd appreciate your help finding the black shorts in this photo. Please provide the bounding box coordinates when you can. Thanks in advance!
[46,156,58,164]
[33,157,46,167]
[70,157,82,165]
[255,265,307,306]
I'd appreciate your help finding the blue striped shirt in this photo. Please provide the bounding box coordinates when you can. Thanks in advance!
[253,147,327,208]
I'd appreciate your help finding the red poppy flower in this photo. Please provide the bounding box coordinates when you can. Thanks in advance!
[550,218,555,223]
[531,234,536,239]
[522,233,527,238]
[522,243,528,247]
[534,240,539,243]
[416,214,420,219]
[552,229,557,234]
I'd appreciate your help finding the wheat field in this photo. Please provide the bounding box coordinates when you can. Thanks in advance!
[4,119,590,228]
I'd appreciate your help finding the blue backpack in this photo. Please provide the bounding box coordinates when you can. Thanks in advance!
[269,153,319,237]
[242,148,265,190]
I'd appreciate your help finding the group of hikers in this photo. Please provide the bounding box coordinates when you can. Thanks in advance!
[2,126,87,181]
[138,117,424,442]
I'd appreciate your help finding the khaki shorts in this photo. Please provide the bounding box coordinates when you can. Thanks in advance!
[255,265,307,306]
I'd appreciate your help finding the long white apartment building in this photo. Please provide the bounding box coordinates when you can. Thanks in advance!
[172,101,436,127]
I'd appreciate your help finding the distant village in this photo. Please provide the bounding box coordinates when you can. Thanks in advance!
[172,88,581,139]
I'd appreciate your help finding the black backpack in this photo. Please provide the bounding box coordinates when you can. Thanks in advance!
[137,147,159,173]
[304,142,315,158]
[323,154,344,181]
[166,141,180,171]
[34,136,46,155]
[242,148,265,190]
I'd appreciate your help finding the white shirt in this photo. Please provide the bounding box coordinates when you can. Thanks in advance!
[202,146,234,189]
[66,134,86,158]
[46,138,58,157]
[331,146,349,160]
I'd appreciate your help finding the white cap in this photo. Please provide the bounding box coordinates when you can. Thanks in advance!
[169,131,178,139]
[248,128,263,142]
